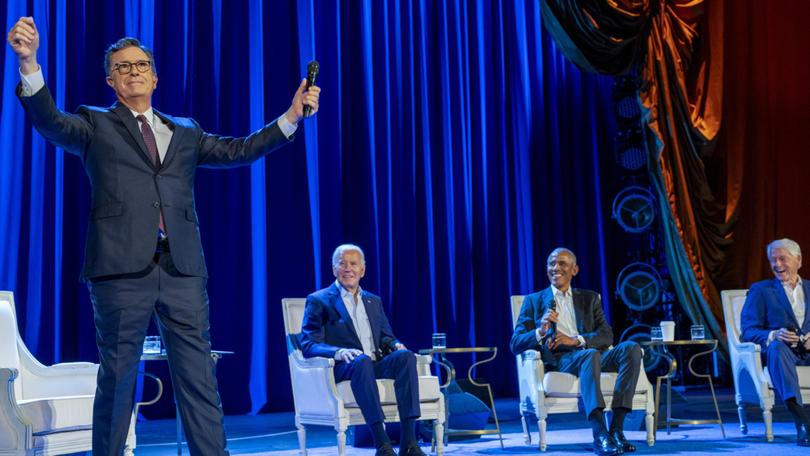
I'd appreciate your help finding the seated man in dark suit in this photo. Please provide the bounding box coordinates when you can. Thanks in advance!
[300,244,425,456]
[510,247,642,456]
[741,238,810,446]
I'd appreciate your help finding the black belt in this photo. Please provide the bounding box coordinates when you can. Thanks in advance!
[156,237,170,253]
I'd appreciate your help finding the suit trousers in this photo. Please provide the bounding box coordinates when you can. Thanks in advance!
[556,341,642,416]
[87,250,228,456]
[766,340,810,405]
[333,349,421,425]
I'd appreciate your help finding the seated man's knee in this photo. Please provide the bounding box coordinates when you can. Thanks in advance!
[767,340,793,360]
[620,341,642,361]
[583,348,601,362]
[389,349,416,367]
[351,354,374,371]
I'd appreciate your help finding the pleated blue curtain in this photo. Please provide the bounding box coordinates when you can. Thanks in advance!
[0,0,616,415]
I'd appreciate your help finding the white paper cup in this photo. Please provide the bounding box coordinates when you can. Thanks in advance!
[661,321,675,342]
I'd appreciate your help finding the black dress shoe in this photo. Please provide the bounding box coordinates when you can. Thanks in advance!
[798,423,810,447]
[375,442,398,456]
[612,431,636,453]
[399,442,427,456]
[593,430,621,456]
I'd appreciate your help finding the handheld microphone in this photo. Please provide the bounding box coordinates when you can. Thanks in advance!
[303,60,319,117]
[543,300,557,344]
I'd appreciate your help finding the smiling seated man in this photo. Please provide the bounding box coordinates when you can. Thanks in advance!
[299,244,425,456]
[511,247,642,456]
[741,238,810,447]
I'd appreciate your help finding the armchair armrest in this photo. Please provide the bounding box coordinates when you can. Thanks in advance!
[288,353,342,417]
[19,359,98,398]
[735,341,761,354]
[0,368,31,442]
[293,356,335,369]
[416,354,433,376]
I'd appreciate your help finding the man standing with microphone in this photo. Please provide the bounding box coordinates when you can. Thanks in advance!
[7,16,320,456]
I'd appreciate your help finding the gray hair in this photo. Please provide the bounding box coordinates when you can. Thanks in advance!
[332,244,365,267]
[104,37,156,76]
[547,247,577,265]
[767,238,802,259]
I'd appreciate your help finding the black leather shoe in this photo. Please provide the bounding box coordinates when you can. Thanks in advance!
[375,442,398,456]
[798,424,810,447]
[593,430,621,456]
[612,431,636,453]
[399,442,427,456]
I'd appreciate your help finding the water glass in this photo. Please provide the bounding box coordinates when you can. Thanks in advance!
[650,327,663,341]
[432,332,446,350]
[143,335,161,354]
[690,324,705,340]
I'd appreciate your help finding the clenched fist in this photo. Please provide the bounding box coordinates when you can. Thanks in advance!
[7,16,40,74]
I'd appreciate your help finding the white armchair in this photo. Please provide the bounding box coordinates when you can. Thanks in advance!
[281,298,445,456]
[511,295,655,451]
[721,289,810,441]
[0,290,98,455]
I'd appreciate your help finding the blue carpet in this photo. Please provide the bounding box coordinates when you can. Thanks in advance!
[111,387,809,455]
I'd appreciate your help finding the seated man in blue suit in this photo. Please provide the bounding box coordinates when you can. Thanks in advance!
[300,244,425,456]
[741,238,810,447]
[511,247,641,456]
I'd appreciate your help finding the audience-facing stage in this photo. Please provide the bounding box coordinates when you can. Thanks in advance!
[128,388,803,455]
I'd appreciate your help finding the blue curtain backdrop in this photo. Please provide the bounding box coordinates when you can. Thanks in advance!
[0,0,617,416]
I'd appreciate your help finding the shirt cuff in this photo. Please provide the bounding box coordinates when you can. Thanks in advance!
[767,330,777,346]
[535,328,543,342]
[276,114,298,139]
[19,66,45,97]
[576,335,586,347]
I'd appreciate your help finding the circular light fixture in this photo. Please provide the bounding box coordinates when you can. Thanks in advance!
[616,262,662,311]
[612,186,656,233]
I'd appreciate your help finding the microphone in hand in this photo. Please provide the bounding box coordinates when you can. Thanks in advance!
[303,60,319,117]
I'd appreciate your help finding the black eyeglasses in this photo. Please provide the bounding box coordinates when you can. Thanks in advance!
[111,60,152,75]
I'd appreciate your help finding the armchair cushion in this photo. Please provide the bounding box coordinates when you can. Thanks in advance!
[762,366,810,390]
[542,371,649,398]
[18,395,94,435]
[337,376,442,408]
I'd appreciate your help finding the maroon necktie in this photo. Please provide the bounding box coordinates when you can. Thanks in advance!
[137,114,166,235]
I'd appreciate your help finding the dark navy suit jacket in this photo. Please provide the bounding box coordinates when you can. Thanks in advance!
[17,85,291,279]
[741,278,810,348]
[510,286,613,367]
[300,283,400,359]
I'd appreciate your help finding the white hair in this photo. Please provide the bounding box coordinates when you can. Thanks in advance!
[547,247,577,265]
[767,238,802,259]
[332,244,365,267]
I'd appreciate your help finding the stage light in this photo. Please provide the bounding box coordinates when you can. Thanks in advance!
[612,185,656,233]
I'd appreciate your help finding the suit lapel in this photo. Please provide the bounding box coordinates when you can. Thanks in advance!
[800,279,810,331]
[572,289,586,334]
[112,102,157,169]
[328,284,362,346]
[155,109,182,169]
[772,279,800,328]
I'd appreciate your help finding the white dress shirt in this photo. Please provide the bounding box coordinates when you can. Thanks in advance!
[18,67,298,138]
[535,285,586,347]
[767,278,807,345]
[337,280,377,360]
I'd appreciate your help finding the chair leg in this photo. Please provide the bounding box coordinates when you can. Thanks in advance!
[738,406,748,435]
[645,411,655,446]
[521,414,531,445]
[336,425,347,456]
[763,409,774,442]
[434,419,445,456]
[537,417,547,451]
[296,421,307,455]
